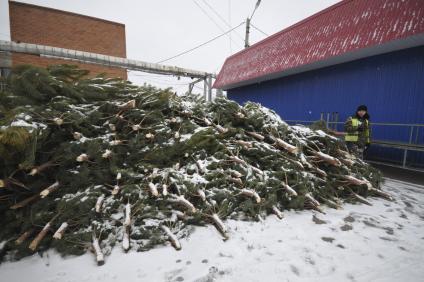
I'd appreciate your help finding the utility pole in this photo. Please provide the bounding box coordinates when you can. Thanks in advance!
[244,17,251,48]
[244,0,261,49]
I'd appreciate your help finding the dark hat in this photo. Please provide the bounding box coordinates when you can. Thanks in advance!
[357,105,367,112]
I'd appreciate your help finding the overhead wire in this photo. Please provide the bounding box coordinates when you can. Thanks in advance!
[228,0,232,53]
[201,0,245,42]
[128,71,194,86]
[192,0,225,33]
[251,23,269,37]
[127,71,180,79]
[192,0,242,49]
[156,21,245,64]
[128,71,205,95]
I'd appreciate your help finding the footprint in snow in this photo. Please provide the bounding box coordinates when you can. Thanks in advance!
[218,252,233,258]
[384,227,394,235]
[362,220,378,228]
[398,246,408,251]
[192,267,226,282]
[164,268,184,282]
[340,224,353,231]
[379,236,397,242]
[312,214,327,224]
[209,266,218,273]
[399,213,408,219]
[305,256,316,265]
[346,273,356,281]
[321,237,335,243]
[343,215,355,223]
[290,265,300,276]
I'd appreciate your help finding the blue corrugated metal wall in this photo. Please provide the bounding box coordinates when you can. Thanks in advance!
[228,45,424,167]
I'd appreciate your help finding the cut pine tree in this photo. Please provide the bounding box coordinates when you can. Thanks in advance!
[313,151,342,167]
[95,195,105,213]
[28,161,55,176]
[15,229,34,245]
[282,183,298,197]
[272,205,284,219]
[211,213,229,240]
[172,195,196,213]
[92,234,105,266]
[0,65,386,264]
[369,187,394,201]
[122,226,130,252]
[148,182,159,197]
[273,137,298,154]
[53,222,68,240]
[246,131,265,141]
[352,192,372,206]
[39,181,59,198]
[240,189,261,203]
[10,194,40,210]
[161,225,181,250]
[29,222,51,251]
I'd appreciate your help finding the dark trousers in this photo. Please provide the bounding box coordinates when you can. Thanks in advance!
[346,142,364,160]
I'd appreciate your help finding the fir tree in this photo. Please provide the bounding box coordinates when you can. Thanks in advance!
[0,64,385,263]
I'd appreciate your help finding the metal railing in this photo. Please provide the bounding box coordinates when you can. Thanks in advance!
[285,119,424,171]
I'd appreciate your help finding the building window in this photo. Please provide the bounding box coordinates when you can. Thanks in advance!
[0,68,10,92]
[0,68,11,78]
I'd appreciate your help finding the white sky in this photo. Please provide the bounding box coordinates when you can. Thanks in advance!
[0,0,340,94]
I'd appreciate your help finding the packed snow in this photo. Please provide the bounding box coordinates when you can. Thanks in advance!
[1,178,423,282]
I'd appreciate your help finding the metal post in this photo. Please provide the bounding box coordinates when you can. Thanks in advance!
[326,113,330,128]
[216,88,224,98]
[188,77,204,95]
[203,78,207,101]
[245,1,261,49]
[335,112,339,131]
[244,17,251,48]
[320,113,324,121]
[402,126,414,168]
[415,127,420,144]
[207,75,213,101]
[188,83,194,94]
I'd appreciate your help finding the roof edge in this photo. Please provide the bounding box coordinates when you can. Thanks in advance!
[9,1,125,27]
[224,0,351,62]
[216,33,424,90]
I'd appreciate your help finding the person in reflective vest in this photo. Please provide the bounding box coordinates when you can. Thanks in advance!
[344,105,371,159]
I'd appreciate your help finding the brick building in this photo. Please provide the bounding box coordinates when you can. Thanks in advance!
[8,1,127,79]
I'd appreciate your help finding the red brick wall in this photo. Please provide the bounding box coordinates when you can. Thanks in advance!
[9,1,127,79]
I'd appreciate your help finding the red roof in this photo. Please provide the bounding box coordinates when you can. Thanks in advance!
[214,0,424,90]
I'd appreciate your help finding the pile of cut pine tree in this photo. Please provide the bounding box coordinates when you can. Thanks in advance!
[0,65,389,264]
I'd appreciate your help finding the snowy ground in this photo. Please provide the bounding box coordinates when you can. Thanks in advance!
[1,178,424,282]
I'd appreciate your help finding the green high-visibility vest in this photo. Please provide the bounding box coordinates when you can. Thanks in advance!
[345,118,370,143]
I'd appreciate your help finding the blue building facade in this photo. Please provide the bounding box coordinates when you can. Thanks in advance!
[228,46,424,167]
